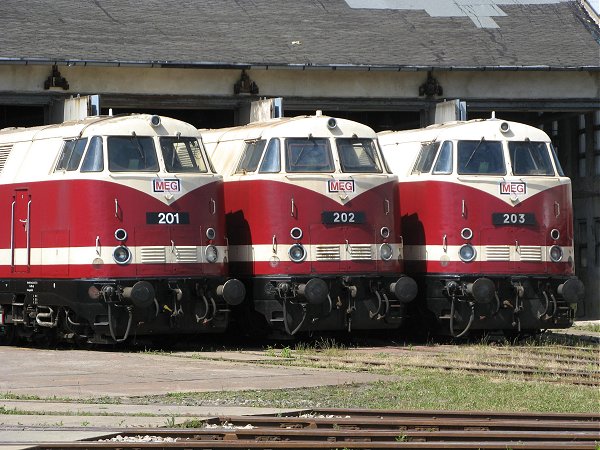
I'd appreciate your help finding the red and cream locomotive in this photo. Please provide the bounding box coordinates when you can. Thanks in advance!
[0,114,244,345]
[202,112,417,337]
[378,117,584,337]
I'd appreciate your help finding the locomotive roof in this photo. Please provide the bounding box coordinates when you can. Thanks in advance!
[201,114,377,143]
[0,114,199,144]
[0,1,597,70]
[378,118,551,145]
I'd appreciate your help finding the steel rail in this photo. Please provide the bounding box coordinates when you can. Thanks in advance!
[28,440,600,449]
[13,409,600,450]
[79,428,600,441]
[299,408,600,422]
[205,416,600,432]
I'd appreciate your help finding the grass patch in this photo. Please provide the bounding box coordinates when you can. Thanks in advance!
[137,367,599,414]
[573,323,600,333]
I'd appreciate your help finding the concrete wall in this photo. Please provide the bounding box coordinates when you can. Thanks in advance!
[0,65,598,101]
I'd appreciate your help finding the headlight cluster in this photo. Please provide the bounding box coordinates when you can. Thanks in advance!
[459,244,476,262]
[549,245,563,262]
[289,244,307,263]
[379,243,393,261]
[112,228,132,265]
[205,245,218,263]
[113,246,132,265]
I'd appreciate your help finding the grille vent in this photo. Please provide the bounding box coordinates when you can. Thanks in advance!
[315,245,341,261]
[0,144,13,173]
[140,247,166,264]
[485,246,510,261]
[175,246,198,263]
[519,246,542,262]
[349,244,373,260]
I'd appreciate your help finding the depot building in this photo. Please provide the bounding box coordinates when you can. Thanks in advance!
[0,0,599,318]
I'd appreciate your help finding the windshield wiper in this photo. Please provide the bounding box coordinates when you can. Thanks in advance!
[131,132,145,161]
[464,137,484,168]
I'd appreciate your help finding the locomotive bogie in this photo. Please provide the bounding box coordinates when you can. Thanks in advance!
[245,274,412,336]
[0,114,243,345]
[420,274,580,336]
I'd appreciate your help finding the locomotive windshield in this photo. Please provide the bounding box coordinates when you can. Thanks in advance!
[108,136,159,172]
[457,140,505,175]
[159,137,208,173]
[508,141,555,176]
[285,138,334,173]
[337,138,382,173]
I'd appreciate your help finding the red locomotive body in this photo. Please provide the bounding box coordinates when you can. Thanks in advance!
[203,113,417,336]
[0,114,243,345]
[379,118,584,337]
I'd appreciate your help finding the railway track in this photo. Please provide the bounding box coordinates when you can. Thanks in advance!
[23,409,600,449]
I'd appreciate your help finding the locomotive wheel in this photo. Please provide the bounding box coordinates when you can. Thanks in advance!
[0,324,17,346]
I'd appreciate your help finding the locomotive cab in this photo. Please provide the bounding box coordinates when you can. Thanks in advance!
[0,114,243,345]
[203,113,417,337]
[379,118,584,337]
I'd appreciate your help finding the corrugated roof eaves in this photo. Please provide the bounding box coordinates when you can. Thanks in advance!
[0,58,598,72]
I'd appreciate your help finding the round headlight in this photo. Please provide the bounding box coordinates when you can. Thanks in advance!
[288,244,307,263]
[461,227,473,240]
[114,228,128,241]
[459,244,476,262]
[206,227,216,240]
[112,246,132,265]
[379,243,393,261]
[380,227,390,239]
[205,245,218,263]
[290,227,303,240]
[550,229,560,241]
[549,245,563,262]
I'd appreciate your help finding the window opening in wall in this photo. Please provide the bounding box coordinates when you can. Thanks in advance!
[577,114,586,178]
[578,220,587,269]
[595,218,600,268]
[594,111,600,177]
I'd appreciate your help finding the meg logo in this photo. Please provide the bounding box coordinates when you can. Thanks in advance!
[500,181,526,195]
[328,179,355,193]
[153,178,181,193]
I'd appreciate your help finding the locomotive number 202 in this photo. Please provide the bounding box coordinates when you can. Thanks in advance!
[146,212,190,225]
[322,211,365,224]
[492,212,535,226]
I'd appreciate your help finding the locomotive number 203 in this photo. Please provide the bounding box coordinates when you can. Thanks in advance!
[492,212,535,226]
[322,211,365,224]
[146,212,190,225]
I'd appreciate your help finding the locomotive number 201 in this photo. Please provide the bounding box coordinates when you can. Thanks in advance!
[492,212,535,226]
[322,211,365,224]
[146,212,190,225]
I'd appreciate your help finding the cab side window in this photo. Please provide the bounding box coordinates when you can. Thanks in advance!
[55,138,88,172]
[80,136,104,172]
[259,138,281,173]
[432,141,453,174]
[236,140,266,174]
[412,142,438,174]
